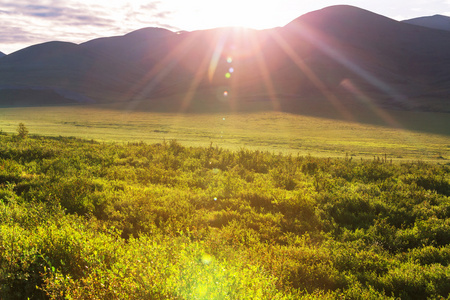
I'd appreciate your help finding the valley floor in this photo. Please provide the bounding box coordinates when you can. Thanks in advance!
[0,104,449,163]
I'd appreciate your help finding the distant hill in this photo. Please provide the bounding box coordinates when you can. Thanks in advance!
[403,15,450,31]
[0,5,449,113]
[0,51,5,58]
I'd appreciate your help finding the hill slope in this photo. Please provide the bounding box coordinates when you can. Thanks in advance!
[0,5,449,113]
[403,15,450,31]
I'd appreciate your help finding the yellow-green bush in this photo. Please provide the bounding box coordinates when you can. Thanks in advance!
[0,134,449,299]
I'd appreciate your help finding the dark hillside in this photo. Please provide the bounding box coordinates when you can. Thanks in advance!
[0,41,144,103]
[0,5,449,112]
[403,15,450,31]
[283,5,450,110]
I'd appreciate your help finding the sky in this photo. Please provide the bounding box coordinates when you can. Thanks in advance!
[1,0,450,54]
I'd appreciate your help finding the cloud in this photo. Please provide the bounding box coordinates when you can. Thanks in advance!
[141,2,159,11]
[1,1,113,27]
[0,0,174,54]
[23,4,65,18]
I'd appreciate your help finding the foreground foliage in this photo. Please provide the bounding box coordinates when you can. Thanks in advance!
[0,134,449,299]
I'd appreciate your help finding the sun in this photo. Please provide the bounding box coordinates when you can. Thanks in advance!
[206,0,274,29]
[165,0,285,30]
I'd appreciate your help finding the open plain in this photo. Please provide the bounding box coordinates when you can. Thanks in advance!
[1,102,449,163]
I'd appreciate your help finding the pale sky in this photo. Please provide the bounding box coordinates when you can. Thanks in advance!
[1,0,450,54]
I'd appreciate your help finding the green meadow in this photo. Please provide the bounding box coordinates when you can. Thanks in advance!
[0,131,449,299]
[0,104,449,162]
[0,103,450,299]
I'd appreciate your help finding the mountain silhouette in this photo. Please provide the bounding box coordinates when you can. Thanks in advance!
[0,5,449,113]
[0,51,5,58]
[403,15,450,31]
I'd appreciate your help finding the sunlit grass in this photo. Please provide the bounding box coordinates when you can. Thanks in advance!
[0,105,449,162]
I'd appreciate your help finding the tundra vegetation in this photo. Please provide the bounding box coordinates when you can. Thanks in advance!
[0,106,449,162]
[0,129,449,299]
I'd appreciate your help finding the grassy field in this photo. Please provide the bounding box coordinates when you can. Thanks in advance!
[0,103,449,162]
[1,99,450,298]
[1,133,449,298]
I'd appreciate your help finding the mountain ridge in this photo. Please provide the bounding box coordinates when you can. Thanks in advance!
[403,15,450,31]
[0,5,449,113]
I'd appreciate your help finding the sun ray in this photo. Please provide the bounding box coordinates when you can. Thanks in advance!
[295,26,409,108]
[338,77,429,154]
[248,32,281,111]
[180,48,214,113]
[208,32,229,82]
[279,21,412,122]
[339,78,402,128]
[123,32,201,110]
[268,29,355,121]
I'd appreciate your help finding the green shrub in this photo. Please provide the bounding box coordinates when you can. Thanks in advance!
[0,134,449,299]
[17,123,28,139]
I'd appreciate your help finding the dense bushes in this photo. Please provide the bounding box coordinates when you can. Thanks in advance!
[0,134,449,299]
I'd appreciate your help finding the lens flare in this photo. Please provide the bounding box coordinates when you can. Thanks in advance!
[229,67,234,73]
[227,57,233,63]
[225,72,231,78]
[224,91,228,96]
[201,254,212,264]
